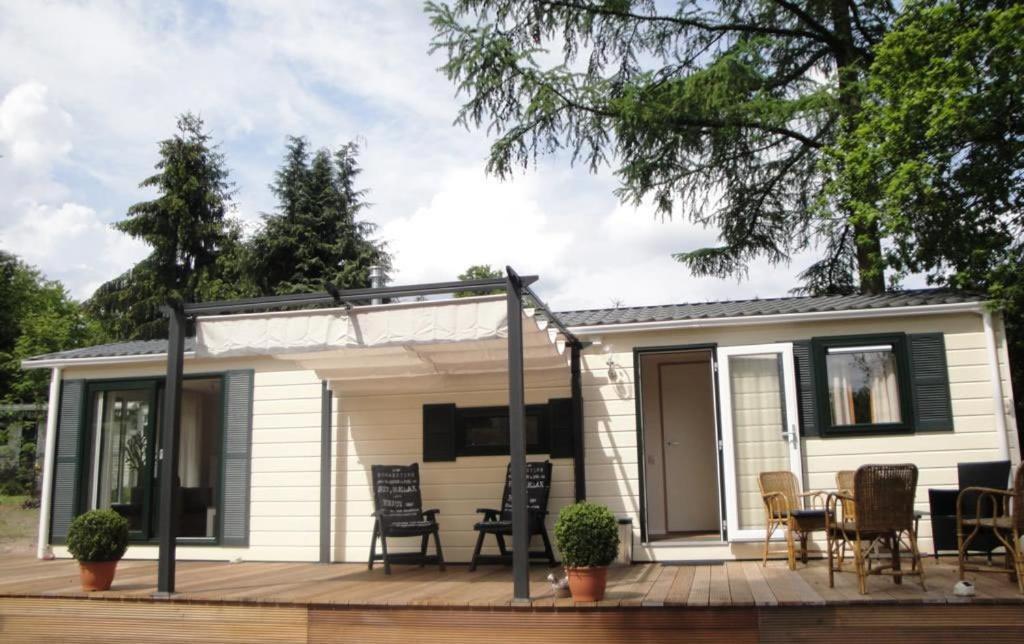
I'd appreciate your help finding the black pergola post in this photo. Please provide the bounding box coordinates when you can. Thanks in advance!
[570,343,586,502]
[156,302,186,596]
[505,267,529,602]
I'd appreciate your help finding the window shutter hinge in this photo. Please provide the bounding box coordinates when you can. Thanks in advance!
[717,439,723,451]
[713,360,718,373]
[158,448,164,461]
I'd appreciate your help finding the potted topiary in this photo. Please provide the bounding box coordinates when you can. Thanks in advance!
[554,501,620,602]
[66,509,129,591]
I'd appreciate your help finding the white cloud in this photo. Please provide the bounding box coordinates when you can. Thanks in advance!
[0,1,827,311]
[380,168,573,284]
[0,201,148,298]
[0,81,73,168]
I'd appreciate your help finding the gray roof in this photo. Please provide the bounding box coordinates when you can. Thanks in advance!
[555,289,983,328]
[27,337,196,362]
[25,289,982,363]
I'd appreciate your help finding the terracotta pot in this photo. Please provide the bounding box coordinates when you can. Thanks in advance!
[566,566,608,602]
[79,561,118,591]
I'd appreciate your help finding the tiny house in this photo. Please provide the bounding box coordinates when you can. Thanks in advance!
[23,283,1018,570]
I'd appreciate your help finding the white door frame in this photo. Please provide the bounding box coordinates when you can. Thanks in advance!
[717,343,803,542]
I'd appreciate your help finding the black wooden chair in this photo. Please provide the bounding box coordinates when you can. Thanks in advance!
[469,460,557,571]
[368,464,445,575]
[929,460,1011,560]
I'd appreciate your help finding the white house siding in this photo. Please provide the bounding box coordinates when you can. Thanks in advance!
[329,369,572,563]
[577,312,1019,561]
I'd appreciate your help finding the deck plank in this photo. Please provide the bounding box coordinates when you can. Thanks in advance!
[640,566,678,607]
[740,561,778,606]
[725,561,755,606]
[686,565,711,606]
[708,564,731,606]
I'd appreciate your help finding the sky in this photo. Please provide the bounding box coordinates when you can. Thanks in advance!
[0,0,825,312]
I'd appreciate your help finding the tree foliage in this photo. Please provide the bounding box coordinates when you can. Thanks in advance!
[831,0,1024,437]
[250,137,390,295]
[455,264,504,297]
[0,251,105,405]
[427,0,900,294]
[86,113,252,340]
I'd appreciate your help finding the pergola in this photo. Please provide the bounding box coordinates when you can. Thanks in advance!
[154,267,584,603]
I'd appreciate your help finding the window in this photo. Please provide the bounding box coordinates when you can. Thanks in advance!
[83,376,224,542]
[457,405,549,456]
[811,334,914,435]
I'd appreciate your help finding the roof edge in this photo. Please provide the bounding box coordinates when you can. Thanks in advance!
[568,300,987,335]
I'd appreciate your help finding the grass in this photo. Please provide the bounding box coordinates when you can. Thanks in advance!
[0,494,38,552]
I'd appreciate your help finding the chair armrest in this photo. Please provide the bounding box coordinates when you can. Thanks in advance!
[475,508,501,515]
[956,486,1012,522]
[799,490,827,509]
[761,491,791,516]
[826,492,853,524]
[422,508,441,519]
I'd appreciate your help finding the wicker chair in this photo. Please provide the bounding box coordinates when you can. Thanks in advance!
[957,461,1024,593]
[758,471,826,570]
[826,464,925,594]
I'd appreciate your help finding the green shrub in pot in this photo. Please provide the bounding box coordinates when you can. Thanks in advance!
[554,502,619,601]
[66,509,129,591]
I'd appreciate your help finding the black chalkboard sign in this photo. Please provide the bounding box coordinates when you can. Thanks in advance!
[371,464,423,516]
[500,461,552,517]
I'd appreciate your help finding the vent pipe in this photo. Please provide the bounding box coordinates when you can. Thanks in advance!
[369,265,384,305]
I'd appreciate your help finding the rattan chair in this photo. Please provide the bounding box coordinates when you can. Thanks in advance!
[826,464,926,594]
[957,461,1024,593]
[758,471,826,570]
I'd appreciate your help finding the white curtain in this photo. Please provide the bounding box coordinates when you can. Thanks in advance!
[828,351,900,425]
[178,393,201,487]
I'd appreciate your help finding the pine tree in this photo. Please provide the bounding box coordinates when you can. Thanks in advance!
[87,113,247,339]
[251,137,390,295]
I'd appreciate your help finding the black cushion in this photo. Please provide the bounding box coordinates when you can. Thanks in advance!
[774,509,827,519]
[384,519,437,536]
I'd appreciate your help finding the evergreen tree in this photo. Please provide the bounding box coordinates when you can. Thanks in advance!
[251,137,390,295]
[427,0,900,294]
[87,113,249,339]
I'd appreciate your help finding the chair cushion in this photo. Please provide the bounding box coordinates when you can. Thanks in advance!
[774,509,827,520]
[962,516,1014,530]
[384,519,437,536]
[475,519,513,533]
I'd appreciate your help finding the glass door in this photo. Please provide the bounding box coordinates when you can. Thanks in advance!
[717,344,803,541]
[86,382,158,539]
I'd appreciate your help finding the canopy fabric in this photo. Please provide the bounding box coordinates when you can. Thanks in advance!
[195,295,569,380]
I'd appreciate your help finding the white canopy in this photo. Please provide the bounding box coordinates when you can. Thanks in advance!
[195,295,569,380]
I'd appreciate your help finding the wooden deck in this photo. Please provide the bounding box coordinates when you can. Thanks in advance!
[1,555,1022,642]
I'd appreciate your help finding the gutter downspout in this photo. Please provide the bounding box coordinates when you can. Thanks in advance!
[36,367,61,559]
[982,309,1011,462]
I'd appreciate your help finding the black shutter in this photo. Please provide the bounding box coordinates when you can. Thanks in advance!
[792,341,819,437]
[50,379,85,542]
[222,370,254,546]
[422,404,457,462]
[909,333,954,431]
[547,398,575,458]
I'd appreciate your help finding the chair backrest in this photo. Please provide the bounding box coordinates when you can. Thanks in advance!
[371,464,423,517]
[500,461,553,521]
[853,464,918,533]
[835,470,857,521]
[759,471,800,511]
[958,460,1011,519]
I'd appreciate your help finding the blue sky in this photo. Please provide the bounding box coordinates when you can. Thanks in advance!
[0,0,822,310]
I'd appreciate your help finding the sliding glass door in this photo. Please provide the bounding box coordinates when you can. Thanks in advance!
[83,377,223,542]
[86,382,158,539]
[717,343,803,541]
